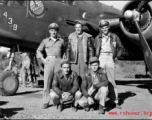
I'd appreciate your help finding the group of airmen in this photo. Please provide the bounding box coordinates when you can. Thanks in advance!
[19,19,124,114]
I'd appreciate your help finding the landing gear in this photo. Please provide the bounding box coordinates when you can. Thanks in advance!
[0,46,19,96]
[0,70,19,96]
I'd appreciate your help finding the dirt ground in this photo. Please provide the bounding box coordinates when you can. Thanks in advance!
[1,61,152,119]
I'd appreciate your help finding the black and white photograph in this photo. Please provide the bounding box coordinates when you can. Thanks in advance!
[0,0,152,119]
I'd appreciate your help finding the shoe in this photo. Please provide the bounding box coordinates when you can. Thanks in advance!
[111,102,122,109]
[99,105,105,114]
[42,103,49,109]
[84,107,90,112]
[30,82,34,88]
[72,106,77,112]
[115,104,122,109]
[90,107,94,111]
[53,98,59,106]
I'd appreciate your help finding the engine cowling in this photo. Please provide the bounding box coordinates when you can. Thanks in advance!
[120,1,152,43]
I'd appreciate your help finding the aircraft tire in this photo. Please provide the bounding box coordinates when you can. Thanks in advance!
[0,70,19,96]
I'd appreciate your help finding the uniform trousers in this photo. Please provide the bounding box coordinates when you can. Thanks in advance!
[43,57,61,104]
[78,86,108,108]
[71,53,88,81]
[99,53,118,104]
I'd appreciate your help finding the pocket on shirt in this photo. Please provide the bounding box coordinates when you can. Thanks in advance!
[56,44,62,48]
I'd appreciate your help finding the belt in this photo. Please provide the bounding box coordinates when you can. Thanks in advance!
[47,56,60,58]
[100,52,112,55]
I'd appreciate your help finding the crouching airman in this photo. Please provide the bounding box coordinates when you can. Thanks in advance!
[78,57,108,114]
[50,59,82,111]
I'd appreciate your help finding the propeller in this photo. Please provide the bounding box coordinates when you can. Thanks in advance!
[126,0,152,77]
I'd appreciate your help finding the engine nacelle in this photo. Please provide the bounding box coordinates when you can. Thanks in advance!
[120,1,152,43]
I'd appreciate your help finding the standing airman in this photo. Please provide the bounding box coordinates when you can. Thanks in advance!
[95,20,124,109]
[37,23,65,109]
[67,21,95,79]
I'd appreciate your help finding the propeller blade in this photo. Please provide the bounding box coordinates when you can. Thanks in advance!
[134,20,152,77]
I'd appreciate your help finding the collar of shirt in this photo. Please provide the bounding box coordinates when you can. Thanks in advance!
[90,69,98,77]
[59,70,73,79]
[49,36,59,42]
[102,33,111,38]
[87,68,102,76]
[77,32,84,38]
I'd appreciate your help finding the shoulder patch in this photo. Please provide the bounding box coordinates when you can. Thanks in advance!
[59,38,64,42]
[84,32,92,37]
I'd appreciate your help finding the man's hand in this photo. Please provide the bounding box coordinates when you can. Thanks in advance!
[114,57,118,62]
[88,96,94,105]
[42,58,47,64]
[62,92,71,100]
[93,84,98,89]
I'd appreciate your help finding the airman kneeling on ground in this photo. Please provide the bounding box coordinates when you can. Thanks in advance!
[78,57,109,114]
[50,59,82,111]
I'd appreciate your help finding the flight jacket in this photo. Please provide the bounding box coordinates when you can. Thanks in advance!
[52,70,79,97]
[66,32,95,64]
[95,32,124,59]
[81,68,108,98]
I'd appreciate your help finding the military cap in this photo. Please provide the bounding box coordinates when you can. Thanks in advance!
[99,20,109,27]
[48,23,59,30]
[75,20,83,26]
[89,57,99,64]
[60,59,71,67]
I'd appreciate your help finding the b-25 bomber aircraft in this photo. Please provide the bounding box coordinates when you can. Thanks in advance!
[0,0,151,96]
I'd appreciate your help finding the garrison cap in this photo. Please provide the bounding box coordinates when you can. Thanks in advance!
[48,23,59,30]
[89,57,99,64]
[60,59,71,67]
[99,20,109,27]
[75,20,83,26]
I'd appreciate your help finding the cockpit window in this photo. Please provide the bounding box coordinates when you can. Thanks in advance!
[13,0,26,6]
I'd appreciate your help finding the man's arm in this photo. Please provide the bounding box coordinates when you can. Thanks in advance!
[115,35,124,59]
[68,73,79,95]
[52,73,63,97]
[93,73,108,89]
[66,35,71,60]
[88,37,95,59]
[36,40,45,62]
[95,36,101,58]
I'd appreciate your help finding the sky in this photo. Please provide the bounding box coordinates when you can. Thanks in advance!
[100,1,130,10]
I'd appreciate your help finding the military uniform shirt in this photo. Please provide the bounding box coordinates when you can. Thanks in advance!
[37,37,64,59]
[91,71,99,85]
[101,34,112,53]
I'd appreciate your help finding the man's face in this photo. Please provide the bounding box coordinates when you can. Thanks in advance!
[75,23,83,35]
[62,64,71,75]
[49,29,58,38]
[90,62,99,72]
[100,26,109,35]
